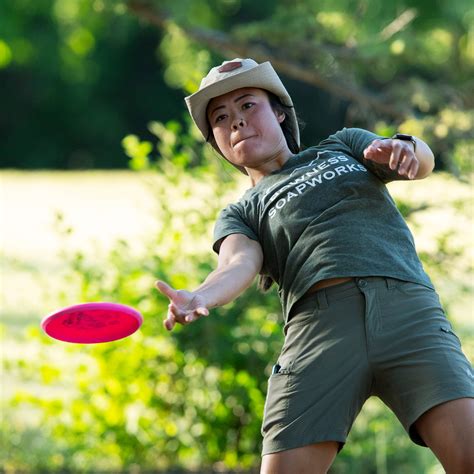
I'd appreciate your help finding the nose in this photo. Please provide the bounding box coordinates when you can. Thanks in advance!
[231,116,245,131]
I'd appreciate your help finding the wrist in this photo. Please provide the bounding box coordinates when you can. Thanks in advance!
[392,133,417,153]
[192,287,217,310]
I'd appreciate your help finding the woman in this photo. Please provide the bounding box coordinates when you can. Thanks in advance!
[156,58,473,473]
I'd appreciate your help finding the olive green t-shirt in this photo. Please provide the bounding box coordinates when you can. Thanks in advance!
[213,128,433,322]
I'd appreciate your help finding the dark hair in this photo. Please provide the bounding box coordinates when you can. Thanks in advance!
[265,91,302,154]
[206,89,304,293]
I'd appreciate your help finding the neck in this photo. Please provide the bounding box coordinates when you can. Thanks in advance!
[246,150,294,186]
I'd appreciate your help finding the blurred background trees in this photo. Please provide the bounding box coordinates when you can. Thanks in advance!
[1,0,473,173]
[1,0,473,472]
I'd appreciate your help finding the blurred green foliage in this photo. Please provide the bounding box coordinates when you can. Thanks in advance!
[1,0,473,173]
[0,0,184,169]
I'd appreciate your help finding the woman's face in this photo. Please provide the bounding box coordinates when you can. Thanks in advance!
[207,87,291,171]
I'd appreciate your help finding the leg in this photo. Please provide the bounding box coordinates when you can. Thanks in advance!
[260,441,339,474]
[414,398,474,474]
[261,283,371,470]
[369,280,474,462]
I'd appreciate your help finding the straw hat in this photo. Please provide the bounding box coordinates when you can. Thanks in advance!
[185,58,299,173]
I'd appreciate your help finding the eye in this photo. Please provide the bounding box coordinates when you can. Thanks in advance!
[242,102,255,110]
[215,114,227,123]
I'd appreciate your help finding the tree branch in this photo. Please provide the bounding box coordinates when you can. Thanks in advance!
[379,8,417,40]
[127,0,407,121]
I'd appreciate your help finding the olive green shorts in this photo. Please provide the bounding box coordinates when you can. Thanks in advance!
[261,277,474,455]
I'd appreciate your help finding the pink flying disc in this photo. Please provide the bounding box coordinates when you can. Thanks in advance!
[41,302,143,344]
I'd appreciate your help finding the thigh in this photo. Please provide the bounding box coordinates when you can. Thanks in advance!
[373,281,474,445]
[261,441,339,474]
[415,398,474,472]
[262,282,372,455]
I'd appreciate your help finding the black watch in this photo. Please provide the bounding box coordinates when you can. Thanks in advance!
[392,133,416,152]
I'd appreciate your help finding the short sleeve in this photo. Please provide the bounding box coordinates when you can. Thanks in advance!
[318,127,377,153]
[321,128,407,183]
[213,203,259,254]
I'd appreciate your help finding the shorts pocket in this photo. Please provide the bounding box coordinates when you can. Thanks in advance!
[261,372,292,436]
[440,325,461,344]
[287,310,317,328]
[394,281,445,312]
[396,280,433,295]
[286,295,320,328]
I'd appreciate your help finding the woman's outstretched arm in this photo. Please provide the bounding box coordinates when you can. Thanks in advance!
[156,234,263,331]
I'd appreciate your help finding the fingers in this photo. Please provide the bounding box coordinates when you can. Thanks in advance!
[390,140,418,179]
[164,302,186,331]
[155,280,210,331]
[364,139,418,179]
[156,280,209,331]
[184,307,209,323]
[397,153,418,179]
[163,305,208,331]
[389,142,402,171]
[363,139,391,161]
[408,158,419,180]
[363,140,382,159]
[156,281,180,331]
[163,311,176,331]
[155,280,177,299]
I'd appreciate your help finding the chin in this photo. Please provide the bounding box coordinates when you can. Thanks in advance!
[234,156,262,169]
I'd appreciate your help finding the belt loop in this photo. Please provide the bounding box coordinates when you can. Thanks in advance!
[316,289,329,310]
[386,277,396,290]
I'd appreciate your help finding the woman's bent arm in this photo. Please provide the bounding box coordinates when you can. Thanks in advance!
[363,137,435,180]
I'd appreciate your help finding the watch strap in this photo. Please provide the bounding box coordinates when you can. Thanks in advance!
[392,133,416,152]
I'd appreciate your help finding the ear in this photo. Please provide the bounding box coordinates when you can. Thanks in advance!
[276,111,286,123]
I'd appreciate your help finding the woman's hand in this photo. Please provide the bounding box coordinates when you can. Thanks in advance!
[155,235,263,332]
[363,138,419,180]
[155,280,209,331]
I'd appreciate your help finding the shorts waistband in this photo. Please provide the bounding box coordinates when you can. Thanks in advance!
[301,277,401,310]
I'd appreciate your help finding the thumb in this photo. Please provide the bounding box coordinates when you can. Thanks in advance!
[364,143,387,160]
[155,280,177,300]
[196,307,209,317]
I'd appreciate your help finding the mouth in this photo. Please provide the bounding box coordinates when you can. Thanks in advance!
[232,135,256,147]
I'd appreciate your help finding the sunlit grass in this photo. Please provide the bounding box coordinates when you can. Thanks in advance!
[1,168,472,354]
